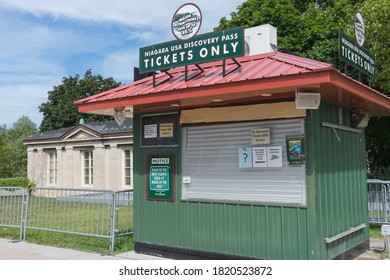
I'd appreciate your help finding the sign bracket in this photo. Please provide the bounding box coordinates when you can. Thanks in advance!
[153,70,173,88]
[185,64,205,82]
[222,58,241,77]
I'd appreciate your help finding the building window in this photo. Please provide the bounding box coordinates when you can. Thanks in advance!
[83,150,93,186]
[48,151,57,185]
[124,149,133,188]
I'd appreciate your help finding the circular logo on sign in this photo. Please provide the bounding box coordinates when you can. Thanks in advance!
[354,12,365,47]
[172,3,202,40]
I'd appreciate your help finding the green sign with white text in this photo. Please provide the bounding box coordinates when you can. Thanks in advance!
[139,27,244,73]
[147,154,174,201]
[339,30,375,77]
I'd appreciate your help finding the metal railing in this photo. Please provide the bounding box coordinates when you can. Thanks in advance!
[0,187,26,239]
[0,187,133,252]
[368,179,390,224]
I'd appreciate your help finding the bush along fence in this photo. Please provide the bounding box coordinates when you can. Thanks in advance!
[0,178,35,188]
[0,187,133,252]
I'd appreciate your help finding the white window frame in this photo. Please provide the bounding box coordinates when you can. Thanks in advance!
[47,150,57,186]
[82,150,94,187]
[122,148,133,189]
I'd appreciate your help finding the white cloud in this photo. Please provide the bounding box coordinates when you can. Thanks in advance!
[0,0,242,128]
[0,0,241,34]
[0,82,60,127]
[101,50,138,82]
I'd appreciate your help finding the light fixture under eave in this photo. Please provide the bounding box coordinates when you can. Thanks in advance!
[295,92,321,109]
[212,98,223,102]
[113,107,126,126]
[260,93,273,97]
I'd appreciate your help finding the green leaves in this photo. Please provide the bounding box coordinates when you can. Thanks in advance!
[0,116,37,178]
[215,0,390,177]
[38,69,122,132]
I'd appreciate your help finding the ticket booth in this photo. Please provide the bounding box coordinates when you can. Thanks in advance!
[76,50,390,259]
[75,16,390,258]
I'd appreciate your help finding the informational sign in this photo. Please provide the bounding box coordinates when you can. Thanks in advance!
[159,123,174,138]
[286,135,305,164]
[354,12,365,47]
[139,27,244,73]
[238,147,253,168]
[267,146,283,167]
[141,113,179,146]
[172,3,202,40]
[144,124,158,138]
[252,147,267,168]
[252,128,270,145]
[147,154,174,201]
[339,30,375,77]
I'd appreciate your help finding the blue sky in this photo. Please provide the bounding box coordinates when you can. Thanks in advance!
[0,0,243,128]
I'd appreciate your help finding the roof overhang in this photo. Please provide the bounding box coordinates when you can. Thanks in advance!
[75,52,390,117]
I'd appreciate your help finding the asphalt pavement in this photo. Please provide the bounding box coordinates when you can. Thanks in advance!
[0,237,387,260]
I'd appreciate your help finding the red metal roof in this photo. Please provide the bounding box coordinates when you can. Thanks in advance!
[75,51,390,116]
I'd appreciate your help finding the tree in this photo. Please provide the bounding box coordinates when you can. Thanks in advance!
[216,0,390,178]
[299,0,356,63]
[359,0,390,178]
[0,116,37,178]
[215,0,303,53]
[0,131,13,178]
[39,69,123,132]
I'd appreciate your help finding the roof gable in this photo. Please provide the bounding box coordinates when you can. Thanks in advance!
[24,119,133,144]
[63,127,100,140]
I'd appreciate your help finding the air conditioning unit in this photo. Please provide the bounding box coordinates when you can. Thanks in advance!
[244,24,277,56]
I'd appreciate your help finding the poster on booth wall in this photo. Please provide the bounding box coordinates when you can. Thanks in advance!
[238,147,253,168]
[147,154,174,201]
[252,147,267,168]
[286,135,305,164]
[251,128,270,145]
[267,146,283,167]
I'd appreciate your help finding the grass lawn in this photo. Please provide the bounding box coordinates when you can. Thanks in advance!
[0,226,133,254]
[369,225,385,239]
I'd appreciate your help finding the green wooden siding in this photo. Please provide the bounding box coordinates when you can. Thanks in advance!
[306,102,369,259]
[133,102,369,259]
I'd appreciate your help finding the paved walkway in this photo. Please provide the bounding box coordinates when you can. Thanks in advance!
[0,237,387,260]
[0,238,165,260]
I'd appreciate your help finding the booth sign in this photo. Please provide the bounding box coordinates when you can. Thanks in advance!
[139,27,244,73]
[147,154,174,201]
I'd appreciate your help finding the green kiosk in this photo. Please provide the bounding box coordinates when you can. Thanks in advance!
[75,6,390,260]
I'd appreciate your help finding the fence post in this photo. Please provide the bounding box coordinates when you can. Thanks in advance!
[20,188,27,240]
[109,191,117,253]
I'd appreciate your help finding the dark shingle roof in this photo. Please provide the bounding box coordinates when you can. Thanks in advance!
[24,119,133,142]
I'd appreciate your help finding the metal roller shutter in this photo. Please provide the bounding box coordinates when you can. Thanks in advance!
[182,118,306,205]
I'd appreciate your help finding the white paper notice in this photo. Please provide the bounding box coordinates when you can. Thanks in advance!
[267,146,283,167]
[252,147,267,168]
[144,124,158,138]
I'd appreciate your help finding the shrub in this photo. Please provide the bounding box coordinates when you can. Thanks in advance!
[0,178,36,189]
